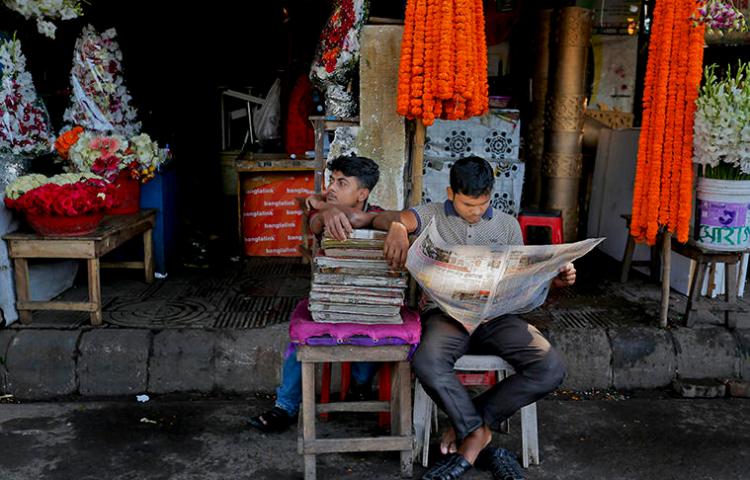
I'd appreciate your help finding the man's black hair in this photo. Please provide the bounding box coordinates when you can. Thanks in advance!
[327,155,380,191]
[450,156,495,197]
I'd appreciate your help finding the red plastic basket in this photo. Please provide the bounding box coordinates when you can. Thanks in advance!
[107,171,141,215]
[26,212,104,237]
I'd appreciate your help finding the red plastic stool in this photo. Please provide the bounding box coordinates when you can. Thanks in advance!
[319,362,392,427]
[456,371,498,386]
[517,209,563,245]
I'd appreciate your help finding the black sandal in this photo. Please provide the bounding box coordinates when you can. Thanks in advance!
[248,406,295,433]
[476,447,524,480]
[421,453,473,480]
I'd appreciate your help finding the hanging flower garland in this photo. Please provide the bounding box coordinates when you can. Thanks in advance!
[0,36,53,156]
[396,0,488,126]
[630,0,706,245]
[63,25,142,138]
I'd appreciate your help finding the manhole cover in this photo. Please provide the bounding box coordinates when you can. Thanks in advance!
[106,298,216,328]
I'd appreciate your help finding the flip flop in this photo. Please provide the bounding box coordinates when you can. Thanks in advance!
[248,406,295,433]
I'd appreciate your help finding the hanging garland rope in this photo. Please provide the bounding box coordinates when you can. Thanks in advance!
[631,0,706,245]
[397,0,489,126]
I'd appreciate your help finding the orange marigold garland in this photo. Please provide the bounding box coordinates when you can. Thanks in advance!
[397,0,489,125]
[396,0,417,116]
[631,0,705,245]
[678,18,706,242]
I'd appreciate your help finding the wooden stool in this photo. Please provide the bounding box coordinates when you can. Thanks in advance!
[620,214,663,283]
[412,355,540,469]
[671,240,750,329]
[298,344,413,480]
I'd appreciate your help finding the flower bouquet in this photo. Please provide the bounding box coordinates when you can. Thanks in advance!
[63,25,141,137]
[692,62,750,250]
[4,173,114,236]
[0,36,53,157]
[2,0,83,38]
[693,63,750,180]
[691,0,747,35]
[58,129,163,214]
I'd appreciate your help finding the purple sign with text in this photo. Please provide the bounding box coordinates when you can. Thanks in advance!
[698,200,750,228]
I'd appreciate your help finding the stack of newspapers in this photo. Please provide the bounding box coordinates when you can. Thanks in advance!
[310,230,407,324]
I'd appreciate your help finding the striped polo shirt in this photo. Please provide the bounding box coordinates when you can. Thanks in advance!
[409,200,523,246]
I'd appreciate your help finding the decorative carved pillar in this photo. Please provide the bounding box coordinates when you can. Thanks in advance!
[525,9,553,208]
[543,7,593,242]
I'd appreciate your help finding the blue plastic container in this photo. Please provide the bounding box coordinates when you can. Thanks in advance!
[140,167,177,274]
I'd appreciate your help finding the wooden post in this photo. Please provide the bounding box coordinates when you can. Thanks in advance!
[660,232,672,328]
[87,258,102,326]
[144,228,155,283]
[301,361,317,480]
[409,120,426,208]
[13,258,32,324]
[313,119,325,194]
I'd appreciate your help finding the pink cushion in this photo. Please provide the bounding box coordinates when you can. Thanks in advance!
[289,299,421,345]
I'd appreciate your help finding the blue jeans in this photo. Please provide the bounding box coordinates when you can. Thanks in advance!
[275,346,379,416]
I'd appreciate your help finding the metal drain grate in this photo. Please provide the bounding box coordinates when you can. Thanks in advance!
[243,258,302,276]
[550,308,619,329]
[213,296,303,328]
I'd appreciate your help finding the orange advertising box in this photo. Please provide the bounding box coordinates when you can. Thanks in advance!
[242,172,315,256]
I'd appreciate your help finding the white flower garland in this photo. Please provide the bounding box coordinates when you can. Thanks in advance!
[3,0,83,39]
[0,37,54,156]
[63,25,142,137]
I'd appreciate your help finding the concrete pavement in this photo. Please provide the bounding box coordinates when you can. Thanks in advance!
[0,393,748,479]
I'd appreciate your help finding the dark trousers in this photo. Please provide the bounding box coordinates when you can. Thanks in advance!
[412,309,565,442]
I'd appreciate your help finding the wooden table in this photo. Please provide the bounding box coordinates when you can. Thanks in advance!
[3,210,156,326]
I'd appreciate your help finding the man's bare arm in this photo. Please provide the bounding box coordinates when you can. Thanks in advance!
[372,210,419,233]
[309,204,378,239]
[372,210,420,268]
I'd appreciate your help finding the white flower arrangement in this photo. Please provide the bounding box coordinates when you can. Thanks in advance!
[63,25,142,138]
[0,37,54,156]
[129,133,161,171]
[5,171,101,199]
[66,130,162,182]
[3,0,83,39]
[693,63,750,179]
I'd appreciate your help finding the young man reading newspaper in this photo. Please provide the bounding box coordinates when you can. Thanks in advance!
[372,157,575,480]
[249,155,383,433]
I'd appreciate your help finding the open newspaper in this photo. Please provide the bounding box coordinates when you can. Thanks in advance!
[406,220,605,333]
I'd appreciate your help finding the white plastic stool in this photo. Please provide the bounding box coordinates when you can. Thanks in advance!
[412,354,540,468]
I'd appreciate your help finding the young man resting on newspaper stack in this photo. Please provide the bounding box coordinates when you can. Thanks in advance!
[249,155,383,433]
[372,157,576,480]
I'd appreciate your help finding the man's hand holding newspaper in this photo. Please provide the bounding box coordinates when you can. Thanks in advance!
[405,220,604,333]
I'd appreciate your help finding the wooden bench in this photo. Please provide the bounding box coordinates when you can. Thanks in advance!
[3,210,156,326]
[297,344,413,480]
